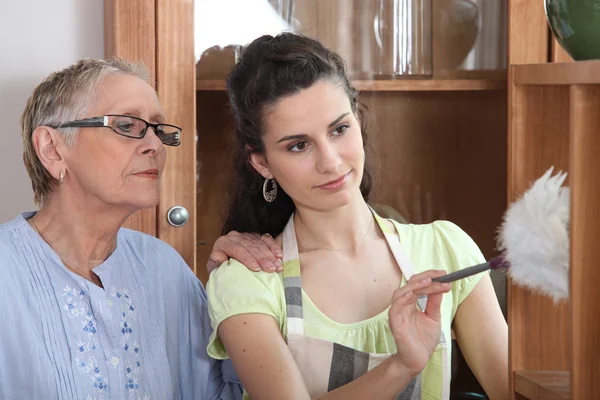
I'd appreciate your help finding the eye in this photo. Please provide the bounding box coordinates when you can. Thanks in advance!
[289,141,309,152]
[112,117,137,133]
[117,122,135,132]
[333,124,349,135]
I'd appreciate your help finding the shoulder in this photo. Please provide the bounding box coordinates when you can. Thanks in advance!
[428,220,485,268]
[117,228,198,290]
[208,258,284,297]
[206,259,286,359]
[206,259,285,324]
[0,213,34,265]
[0,214,38,292]
[391,219,484,266]
[117,227,188,269]
[0,212,30,239]
[118,227,181,257]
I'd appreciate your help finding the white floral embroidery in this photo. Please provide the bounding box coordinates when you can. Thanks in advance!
[111,288,147,399]
[62,284,108,399]
[62,285,149,399]
[62,285,88,318]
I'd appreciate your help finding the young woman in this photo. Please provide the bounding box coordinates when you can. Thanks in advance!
[206,33,508,399]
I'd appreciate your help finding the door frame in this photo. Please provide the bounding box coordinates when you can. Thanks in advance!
[104,0,197,273]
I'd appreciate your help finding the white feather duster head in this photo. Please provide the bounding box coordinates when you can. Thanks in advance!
[497,167,570,303]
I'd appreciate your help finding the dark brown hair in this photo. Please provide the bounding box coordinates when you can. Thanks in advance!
[222,33,376,236]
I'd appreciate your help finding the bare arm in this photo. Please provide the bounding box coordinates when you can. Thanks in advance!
[453,274,509,400]
[218,272,451,399]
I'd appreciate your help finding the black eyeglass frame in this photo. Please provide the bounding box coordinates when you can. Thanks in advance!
[48,114,182,146]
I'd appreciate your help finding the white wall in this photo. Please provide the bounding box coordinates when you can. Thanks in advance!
[0,0,104,223]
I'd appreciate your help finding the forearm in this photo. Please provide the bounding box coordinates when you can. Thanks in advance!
[454,275,510,400]
[316,355,416,400]
[471,323,509,400]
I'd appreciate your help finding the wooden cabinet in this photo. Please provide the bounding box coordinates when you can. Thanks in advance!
[509,61,600,400]
[104,0,599,398]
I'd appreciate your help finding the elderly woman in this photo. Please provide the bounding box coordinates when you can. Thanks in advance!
[0,58,282,399]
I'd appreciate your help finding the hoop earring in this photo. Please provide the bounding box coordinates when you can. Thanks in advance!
[263,178,277,203]
[59,170,64,185]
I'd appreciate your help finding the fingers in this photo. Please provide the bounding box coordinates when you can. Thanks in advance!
[389,287,419,317]
[206,251,227,274]
[389,270,452,316]
[208,231,283,273]
[239,232,283,272]
[259,233,283,260]
[403,270,451,296]
[423,292,444,322]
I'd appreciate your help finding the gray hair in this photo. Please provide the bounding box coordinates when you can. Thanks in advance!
[21,57,151,205]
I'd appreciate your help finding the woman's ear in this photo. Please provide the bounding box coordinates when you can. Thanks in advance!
[248,148,272,179]
[32,126,65,180]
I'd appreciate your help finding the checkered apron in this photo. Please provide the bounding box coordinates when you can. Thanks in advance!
[281,211,449,399]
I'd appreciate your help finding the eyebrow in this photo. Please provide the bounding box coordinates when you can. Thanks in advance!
[112,109,165,123]
[276,112,350,144]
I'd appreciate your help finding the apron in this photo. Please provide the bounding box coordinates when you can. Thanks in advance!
[281,210,450,399]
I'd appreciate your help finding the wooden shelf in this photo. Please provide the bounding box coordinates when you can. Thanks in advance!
[197,78,506,92]
[512,60,600,86]
[351,79,505,91]
[514,371,570,400]
[196,79,228,91]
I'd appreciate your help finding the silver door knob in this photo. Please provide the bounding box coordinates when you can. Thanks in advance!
[167,206,189,227]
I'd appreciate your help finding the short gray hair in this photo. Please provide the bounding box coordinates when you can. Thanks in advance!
[21,57,150,205]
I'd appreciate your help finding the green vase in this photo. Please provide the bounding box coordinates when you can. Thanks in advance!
[545,0,600,60]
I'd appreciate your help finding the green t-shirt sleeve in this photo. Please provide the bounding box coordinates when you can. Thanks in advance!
[431,220,488,318]
[206,259,285,360]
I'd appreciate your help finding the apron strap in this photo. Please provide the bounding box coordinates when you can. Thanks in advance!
[373,212,429,312]
[282,215,305,336]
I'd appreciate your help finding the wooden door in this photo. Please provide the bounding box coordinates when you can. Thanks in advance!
[104,0,197,273]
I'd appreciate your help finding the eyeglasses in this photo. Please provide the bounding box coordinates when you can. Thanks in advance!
[49,114,182,146]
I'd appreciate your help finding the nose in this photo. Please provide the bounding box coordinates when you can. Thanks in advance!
[316,141,342,175]
[139,127,165,156]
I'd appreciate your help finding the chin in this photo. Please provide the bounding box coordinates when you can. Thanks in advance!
[126,190,161,210]
[315,190,354,211]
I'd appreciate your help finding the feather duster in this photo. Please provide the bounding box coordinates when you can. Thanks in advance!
[433,167,570,303]
[498,167,570,302]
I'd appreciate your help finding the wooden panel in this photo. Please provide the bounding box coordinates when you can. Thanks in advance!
[104,0,157,236]
[513,61,600,86]
[551,38,573,63]
[507,83,572,392]
[196,91,233,285]
[508,5,562,395]
[507,0,549,64]
[197,78,506,92]
[514,371,570,400]
[352,78,505,91]
[569,85,600,400]
[514,60,600,85]
[359,90,507,260]
[156,0,196,270]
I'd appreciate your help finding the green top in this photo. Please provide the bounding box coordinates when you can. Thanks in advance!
[207,219,488,398]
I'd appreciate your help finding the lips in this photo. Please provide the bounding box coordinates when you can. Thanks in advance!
[133,169,159,179]
[316,172,350,190]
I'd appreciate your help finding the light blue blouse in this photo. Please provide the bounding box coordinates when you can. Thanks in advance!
[0,212,242,400]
